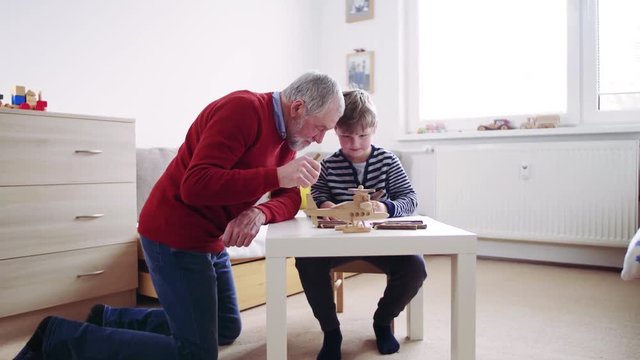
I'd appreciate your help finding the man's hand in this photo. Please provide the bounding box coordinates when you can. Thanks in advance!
[277,155,321,188]
[222,207,266,247]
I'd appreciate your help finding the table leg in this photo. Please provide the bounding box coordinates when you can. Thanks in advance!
[266,257,287,360]
[406,285,424,340]
[451,253,476,360]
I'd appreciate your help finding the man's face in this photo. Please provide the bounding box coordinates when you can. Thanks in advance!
[287,99,341,151]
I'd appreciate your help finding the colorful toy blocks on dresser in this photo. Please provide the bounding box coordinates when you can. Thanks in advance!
[5,86,48,111]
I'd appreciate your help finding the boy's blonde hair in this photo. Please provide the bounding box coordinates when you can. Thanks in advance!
[336,89,377,133]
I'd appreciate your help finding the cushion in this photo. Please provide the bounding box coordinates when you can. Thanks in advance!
[300,186,310,209]
[621,228,640,280]
[136,147,178,217]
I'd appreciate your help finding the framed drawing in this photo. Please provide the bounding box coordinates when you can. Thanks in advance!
[347,51,374,93]
[346,0,374,23]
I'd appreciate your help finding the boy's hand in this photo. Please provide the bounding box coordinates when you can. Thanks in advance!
[319,201,336,209]
[319,201,337,220]
[277,155,321,188]
[222,207,266,247]
[370,190,385,201]
[372,201,388,214]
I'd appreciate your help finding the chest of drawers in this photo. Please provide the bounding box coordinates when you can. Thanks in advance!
[0,109,138,346]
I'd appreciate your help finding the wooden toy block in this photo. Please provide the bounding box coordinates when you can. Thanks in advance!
[35,100,48,111]
[12,95,26,105]
[25,90,37,105]
[12,86,26,96]
[18,103,31,110]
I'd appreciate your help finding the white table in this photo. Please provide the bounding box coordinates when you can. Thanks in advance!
[265,215,477,360]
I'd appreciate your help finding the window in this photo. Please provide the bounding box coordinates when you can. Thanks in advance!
[405,0,640,135]
[595,0,640,111]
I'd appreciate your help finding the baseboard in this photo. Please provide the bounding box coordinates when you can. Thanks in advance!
[478,238,626,269]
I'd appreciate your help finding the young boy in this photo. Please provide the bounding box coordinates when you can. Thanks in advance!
[295,89,427,359]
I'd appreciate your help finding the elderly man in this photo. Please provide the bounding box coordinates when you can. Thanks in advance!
[15,71,345,360]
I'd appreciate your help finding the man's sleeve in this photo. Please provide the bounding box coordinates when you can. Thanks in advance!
[385,155,418,217]
[255,186,301,224]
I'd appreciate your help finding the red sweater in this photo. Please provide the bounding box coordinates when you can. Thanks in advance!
[138,91,301,253]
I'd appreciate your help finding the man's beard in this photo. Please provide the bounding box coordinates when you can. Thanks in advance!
[287,137,311,151]
[286,117,309,151]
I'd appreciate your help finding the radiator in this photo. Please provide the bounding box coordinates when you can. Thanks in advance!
[431,140,639,247]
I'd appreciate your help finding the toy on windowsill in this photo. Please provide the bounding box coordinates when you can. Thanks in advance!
[416,121,446,134]
[477,119,514,131]
[520,114,560,129]
[303,185,388,233]
[4,85,48,111]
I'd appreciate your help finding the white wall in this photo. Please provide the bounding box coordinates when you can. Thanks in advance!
[0,0,322,148]
[316,1,405,152]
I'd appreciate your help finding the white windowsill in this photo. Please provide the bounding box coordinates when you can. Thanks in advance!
[397,123,640,142]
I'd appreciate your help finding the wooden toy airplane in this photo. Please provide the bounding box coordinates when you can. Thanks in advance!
[304,185,388,233]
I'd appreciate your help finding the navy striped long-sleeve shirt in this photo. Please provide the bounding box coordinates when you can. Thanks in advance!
[311,145,418,217]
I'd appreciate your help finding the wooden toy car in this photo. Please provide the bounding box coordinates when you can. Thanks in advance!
[478,119,513,131]
[520,115,560,129]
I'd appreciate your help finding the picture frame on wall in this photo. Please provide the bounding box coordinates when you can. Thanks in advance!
[347,51,374,93]
[346,0,374,23]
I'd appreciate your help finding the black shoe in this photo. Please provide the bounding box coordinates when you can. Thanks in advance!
[85,304,105,326]
[13,316,51,360]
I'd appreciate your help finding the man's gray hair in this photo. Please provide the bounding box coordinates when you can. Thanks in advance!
[282,71,345,116]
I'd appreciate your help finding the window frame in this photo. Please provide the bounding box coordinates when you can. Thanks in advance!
[582,0,639,123]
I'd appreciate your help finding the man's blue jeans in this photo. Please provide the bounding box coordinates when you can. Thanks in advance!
[32,236,241,359]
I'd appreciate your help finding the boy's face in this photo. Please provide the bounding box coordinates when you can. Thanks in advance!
[336,126,375,162]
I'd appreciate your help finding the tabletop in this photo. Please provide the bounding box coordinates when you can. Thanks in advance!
[265,215,476,258]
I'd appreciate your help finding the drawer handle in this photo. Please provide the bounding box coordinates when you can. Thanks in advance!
[75,214,105,220]
[77,270,105,278]
[74,150,103,155]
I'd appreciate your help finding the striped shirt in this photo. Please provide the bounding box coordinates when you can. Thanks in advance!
[311,145,418,217]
